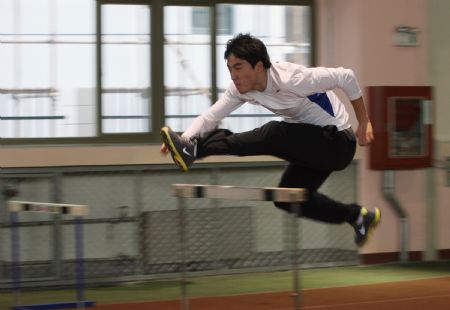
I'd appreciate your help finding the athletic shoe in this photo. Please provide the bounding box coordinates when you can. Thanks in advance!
[353,207,381,247]
[160,126,196,172]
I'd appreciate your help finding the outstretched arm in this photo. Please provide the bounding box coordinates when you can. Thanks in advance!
[351,96,374,146]
[161,85,244,156]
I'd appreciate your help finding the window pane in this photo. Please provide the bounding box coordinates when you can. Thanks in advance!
[192,8,209,34]
[101,5,151,134]
[0,0,96,138]
[193,6,233,35]
[217,5,312,133]
[15,0,51,34]
[164,6,211,132]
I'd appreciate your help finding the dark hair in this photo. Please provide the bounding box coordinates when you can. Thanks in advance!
[224,33,271,69]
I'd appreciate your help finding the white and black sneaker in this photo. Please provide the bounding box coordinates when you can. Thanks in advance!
[161,126,196,172]
[353,207,381,247]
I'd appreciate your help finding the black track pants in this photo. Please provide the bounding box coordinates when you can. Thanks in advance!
[196,121,361,224]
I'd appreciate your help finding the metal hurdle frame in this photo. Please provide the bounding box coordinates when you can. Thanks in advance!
[172,184,307,310]
[7,200,95,310]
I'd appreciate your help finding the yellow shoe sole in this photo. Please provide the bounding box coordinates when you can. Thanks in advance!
[359,208,381,247]
[161,127,190,172]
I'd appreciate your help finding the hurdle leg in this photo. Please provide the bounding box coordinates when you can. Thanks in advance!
[10,211,21,308]
[290,202,301,310]
[74,216,85,310]
[177,196,189,310]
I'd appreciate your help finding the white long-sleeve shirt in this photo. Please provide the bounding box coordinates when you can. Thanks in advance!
[182,61,362,139]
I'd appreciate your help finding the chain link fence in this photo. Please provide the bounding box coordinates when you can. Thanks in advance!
[0,163,358,289]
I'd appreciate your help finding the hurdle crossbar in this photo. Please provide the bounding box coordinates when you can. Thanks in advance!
[172,184,306,202]
[7,201,88,217]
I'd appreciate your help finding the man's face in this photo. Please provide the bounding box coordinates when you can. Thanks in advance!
[226,54,259,94]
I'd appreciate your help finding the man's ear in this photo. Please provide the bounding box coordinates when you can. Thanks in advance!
[255,61,264,72]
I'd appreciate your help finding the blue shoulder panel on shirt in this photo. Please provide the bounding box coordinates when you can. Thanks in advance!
[307,93,335,117]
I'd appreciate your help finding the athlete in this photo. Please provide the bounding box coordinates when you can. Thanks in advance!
[161,33,380,247]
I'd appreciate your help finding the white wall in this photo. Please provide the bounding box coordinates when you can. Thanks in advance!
[429,0,450,252]
[317,0,449,257]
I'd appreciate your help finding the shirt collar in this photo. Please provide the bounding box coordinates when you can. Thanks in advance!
[263,67,273,93]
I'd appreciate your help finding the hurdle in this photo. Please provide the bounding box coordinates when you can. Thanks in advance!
[172,184,307,310]
[7,200,95,310]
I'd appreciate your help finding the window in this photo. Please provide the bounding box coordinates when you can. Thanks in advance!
[1,1,313,142]
[192,5,233,35]
[192,7,209,35]
[100,4,151,134]
[0,0,96,138]
[216,4,312,133]
[164,6,211,132]
[166,4,312,135]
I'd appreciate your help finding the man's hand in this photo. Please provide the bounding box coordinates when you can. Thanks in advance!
[160,143,169,155]
[350,97,374,147]
[355,119,374,146]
